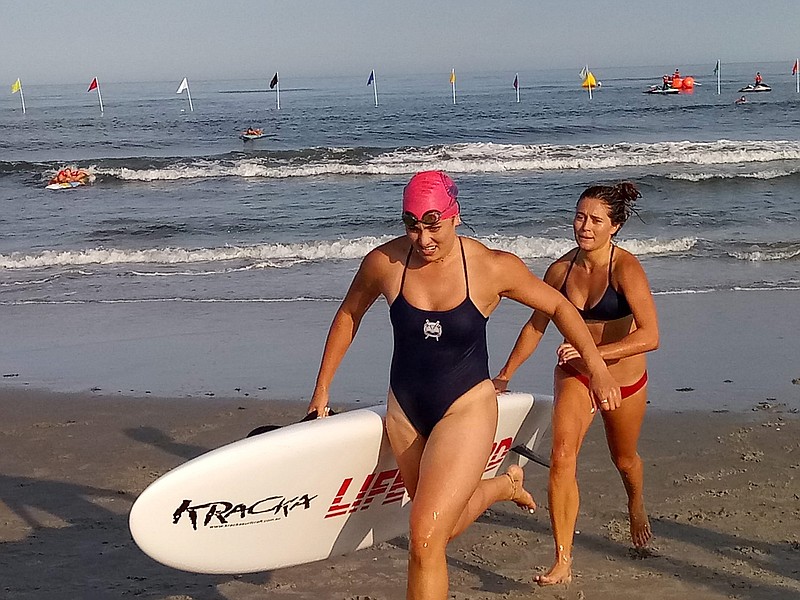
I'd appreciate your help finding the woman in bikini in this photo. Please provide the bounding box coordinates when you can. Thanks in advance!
[494,182,659,586]
[308,171,620,600]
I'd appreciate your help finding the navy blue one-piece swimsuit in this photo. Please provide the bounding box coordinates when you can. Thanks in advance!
[389,239,490,437]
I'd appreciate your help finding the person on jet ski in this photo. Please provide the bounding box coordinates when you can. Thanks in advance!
[754,72,763,87]
[662,74,671,90]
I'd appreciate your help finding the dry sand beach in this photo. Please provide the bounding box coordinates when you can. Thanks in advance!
[1,389,798,600]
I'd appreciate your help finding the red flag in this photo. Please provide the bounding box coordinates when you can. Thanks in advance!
[793,60,798,76]
[87,77,98,92]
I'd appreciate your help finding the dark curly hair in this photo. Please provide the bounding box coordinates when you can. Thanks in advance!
[578,182,641,233]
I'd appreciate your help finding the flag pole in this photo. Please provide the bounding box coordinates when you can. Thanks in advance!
[796,58,799,93]
[717,60,721,95]
[587,66,593,100]
[186,82,194,112]
[373,70,378,107]
[19,84,26,115]
[451,68,456,105]
[515,73,520,103]
[276,72,281,110]
[96,79,104,114]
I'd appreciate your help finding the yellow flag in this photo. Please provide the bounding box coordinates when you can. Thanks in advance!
[449,69,456,84]
[11,78,21,94]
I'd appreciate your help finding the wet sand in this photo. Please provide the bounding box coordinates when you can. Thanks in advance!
[1,388,798,600]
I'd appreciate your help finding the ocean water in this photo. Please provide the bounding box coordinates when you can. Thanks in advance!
[1,62,798,404]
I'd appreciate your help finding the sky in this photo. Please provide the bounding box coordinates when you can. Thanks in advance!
[3,0,799,84]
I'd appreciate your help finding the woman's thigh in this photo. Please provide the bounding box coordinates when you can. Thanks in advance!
[552,371,597,457]
[386,391,426,500]
[407,381,498,536]
[601,386,647,459]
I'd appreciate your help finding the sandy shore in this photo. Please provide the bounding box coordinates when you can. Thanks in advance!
[1,388,798,600]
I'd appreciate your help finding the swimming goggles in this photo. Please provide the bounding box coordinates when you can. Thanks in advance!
[401,201,459,228]
[402,210,446,228]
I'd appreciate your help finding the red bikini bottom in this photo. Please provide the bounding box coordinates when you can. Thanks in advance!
[558,363,648,399]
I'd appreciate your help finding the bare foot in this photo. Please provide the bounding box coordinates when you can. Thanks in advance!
[534,557,573,586]
[505,465,536,512]
[629,500,652,548]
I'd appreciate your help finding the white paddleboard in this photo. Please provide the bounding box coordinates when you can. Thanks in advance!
[129,391,552,574]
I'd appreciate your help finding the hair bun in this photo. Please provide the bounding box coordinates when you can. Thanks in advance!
[614,182,641,204]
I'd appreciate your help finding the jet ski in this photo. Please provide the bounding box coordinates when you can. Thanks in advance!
[644,85,680,94]
[738,83,771,93]
[240,128,265,141]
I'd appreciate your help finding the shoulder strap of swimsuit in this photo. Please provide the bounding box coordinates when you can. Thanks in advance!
[458,237,469,295]
[400,246,413,294]
[561,250,579,292]
[608,244,616,282]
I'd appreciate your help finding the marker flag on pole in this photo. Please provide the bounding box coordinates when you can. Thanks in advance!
[269,73,279,89]
[449,69,456,84]
[713,60,720,75]
[176,77,193,111]
[87,77,104,113]
[513,74,519,90]
[367,69,378,106]
[793,59,798,76]
[579,66,594,99]
[11,78,25,114]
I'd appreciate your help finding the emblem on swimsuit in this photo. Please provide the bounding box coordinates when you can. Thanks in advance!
[423,319,442,341]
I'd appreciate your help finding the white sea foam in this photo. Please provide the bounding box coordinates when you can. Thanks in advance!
[95,140,800,181]
[617,237,697,255]
[5,285,797,306]
[0,235,697,270]
[667,168,800,181]
[0,275,60,287]
[729,247,800,261]
[0,296,339,306]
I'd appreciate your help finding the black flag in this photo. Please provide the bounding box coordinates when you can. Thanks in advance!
[269,73,278,89]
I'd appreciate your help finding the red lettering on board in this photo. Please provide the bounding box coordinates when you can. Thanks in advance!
[325,469,408,518]
[484,437,512,473]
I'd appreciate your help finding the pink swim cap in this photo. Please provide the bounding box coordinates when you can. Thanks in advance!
[402,171,459,219]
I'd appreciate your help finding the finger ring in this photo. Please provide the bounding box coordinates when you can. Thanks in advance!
[601,400,609,404]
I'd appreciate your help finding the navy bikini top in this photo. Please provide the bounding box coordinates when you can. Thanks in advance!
[559,245,632,321]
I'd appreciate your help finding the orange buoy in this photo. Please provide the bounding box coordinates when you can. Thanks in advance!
[681,76,694,89]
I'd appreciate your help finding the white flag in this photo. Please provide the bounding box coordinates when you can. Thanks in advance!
[176,77,189,94]
[579,65,588,80]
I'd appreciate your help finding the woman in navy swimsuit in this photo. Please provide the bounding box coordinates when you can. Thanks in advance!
[308,171,619,600]
[494,182,660,585]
